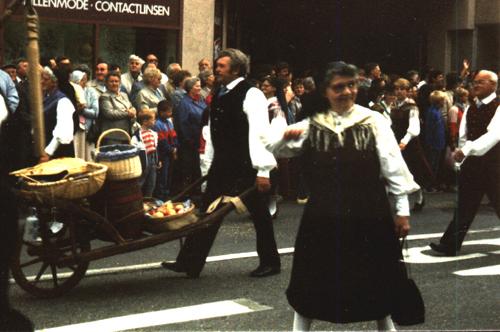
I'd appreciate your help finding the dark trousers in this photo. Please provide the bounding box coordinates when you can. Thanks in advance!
[154,157,171,200]
[176,179,281,275]
[440,157,500,250]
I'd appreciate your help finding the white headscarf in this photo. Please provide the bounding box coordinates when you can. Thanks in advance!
[129,54,145,66]
[70,70,85,84]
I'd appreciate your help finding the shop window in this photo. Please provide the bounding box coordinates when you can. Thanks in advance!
[99,25,178,73]
[4,20,93,67]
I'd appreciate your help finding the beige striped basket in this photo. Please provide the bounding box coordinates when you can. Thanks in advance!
[13,161,108,205]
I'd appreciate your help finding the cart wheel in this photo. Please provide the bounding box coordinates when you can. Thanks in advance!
[10,224,91,298]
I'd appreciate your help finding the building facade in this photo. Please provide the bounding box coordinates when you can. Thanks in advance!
[0,0,225,74]
[426,0,499,73]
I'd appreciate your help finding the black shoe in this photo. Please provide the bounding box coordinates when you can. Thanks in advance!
[412,199,425,212]
[161,261,200,278]
[249,265,280,278]
[429,242,458,256]
[161,261,186,273]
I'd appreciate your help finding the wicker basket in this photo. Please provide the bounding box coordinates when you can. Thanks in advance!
[143,202,197,233]
[94,129,142,181]
[15,161,108,205]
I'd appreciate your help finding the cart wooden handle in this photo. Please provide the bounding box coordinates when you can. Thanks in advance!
[96,128,131,149]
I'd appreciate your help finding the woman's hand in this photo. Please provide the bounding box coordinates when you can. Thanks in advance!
[128,107,136,118]
[283,129,304,141]
[394,215,410,238]
[399,143,407,151]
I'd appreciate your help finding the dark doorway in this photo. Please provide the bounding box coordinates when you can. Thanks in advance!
[234,0,430,76]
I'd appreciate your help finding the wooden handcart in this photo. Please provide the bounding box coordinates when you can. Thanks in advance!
[11,175,254,298]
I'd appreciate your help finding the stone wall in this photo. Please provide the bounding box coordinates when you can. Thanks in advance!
[181,0,215,73]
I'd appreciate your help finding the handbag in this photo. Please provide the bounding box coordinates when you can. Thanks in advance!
[391,238,425,326]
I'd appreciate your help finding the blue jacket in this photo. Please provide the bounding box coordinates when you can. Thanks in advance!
[424,106,446,150]
[177,95,207,149]
[153,118,178,160]
[0,70,19,113]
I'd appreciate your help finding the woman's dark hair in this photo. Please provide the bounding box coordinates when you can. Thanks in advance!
[54,67,77,109]
[262,76,289,120]
[301,62,358,118]
[105,71,121,82]
[321,61,359,93]
[172,70,192,88]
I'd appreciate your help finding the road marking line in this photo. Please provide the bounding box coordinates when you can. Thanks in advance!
[454,264,500,276]
[10,248,294,284]
[405,238,500,264]
[405,226,500,241]
[36,298,272,332]
[12,228,500,283]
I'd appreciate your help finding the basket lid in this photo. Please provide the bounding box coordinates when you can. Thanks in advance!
[94,145,140,162]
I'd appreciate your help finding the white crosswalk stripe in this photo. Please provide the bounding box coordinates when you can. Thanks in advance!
[36,298,272,332]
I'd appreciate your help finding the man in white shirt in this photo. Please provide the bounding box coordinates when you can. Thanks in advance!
[431,70,500,256]
[162,49,281,278]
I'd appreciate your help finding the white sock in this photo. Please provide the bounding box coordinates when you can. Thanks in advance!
[376,315,396,331]
[416,189,424,204]
[268,196,277,216]
[293,311,312,331]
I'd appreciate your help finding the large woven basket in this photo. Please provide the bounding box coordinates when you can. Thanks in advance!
[94,129,142,181]
[14,161,108,205]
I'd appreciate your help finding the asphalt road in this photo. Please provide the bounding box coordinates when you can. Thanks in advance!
[9,192,500,331]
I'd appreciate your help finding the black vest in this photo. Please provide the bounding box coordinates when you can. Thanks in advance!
[303,120,392,219]
[209,80,255,183]
[466,96,500,163]
[390,102,416,142]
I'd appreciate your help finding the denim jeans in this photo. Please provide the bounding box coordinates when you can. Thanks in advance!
[139,153,157,197]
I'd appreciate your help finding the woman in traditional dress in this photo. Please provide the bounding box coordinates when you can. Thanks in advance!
[267,62,420,331]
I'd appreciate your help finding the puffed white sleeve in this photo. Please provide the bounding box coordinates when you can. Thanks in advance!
[45,98,75,156]
[243,88,277,178]
[373,113,420,216]
[265,119,310,158]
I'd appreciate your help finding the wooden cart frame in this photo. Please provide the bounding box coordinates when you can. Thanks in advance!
[11,176,254,298]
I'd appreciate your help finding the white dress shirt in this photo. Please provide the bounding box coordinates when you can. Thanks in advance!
[459,92,500,158]
[203,77,277,178]
[45,97,75,156]
[266,104,420,216]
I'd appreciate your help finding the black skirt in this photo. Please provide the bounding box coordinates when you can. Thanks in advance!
[286,204,402,324]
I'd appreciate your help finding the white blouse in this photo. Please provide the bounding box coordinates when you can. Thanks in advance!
[266,104,420,216]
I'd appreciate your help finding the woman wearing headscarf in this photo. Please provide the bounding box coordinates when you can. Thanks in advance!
[70,70,99,160]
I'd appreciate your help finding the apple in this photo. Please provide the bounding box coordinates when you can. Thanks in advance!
[154,211,164,218]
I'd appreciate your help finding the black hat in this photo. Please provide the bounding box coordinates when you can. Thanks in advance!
[2,64,16,70]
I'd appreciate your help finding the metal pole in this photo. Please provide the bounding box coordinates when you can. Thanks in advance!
[24,0,45,158]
